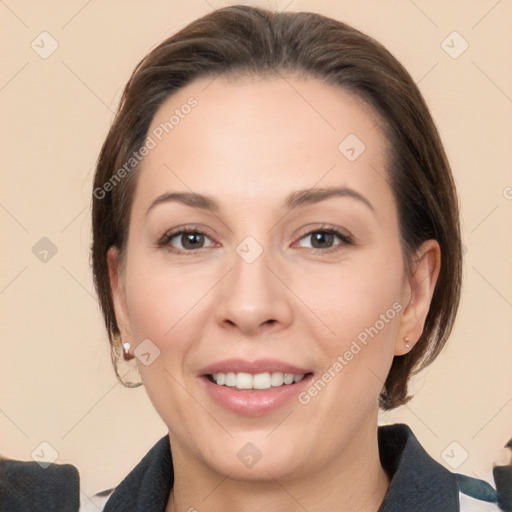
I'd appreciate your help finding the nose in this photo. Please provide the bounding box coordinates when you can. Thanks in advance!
[214,246,293,336]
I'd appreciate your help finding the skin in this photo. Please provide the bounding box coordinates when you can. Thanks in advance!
[108,75,440,512]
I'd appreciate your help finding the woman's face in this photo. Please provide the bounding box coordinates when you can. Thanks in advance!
[109,76,436,481]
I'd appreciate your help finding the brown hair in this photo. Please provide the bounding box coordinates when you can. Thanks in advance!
[91,5,462,409]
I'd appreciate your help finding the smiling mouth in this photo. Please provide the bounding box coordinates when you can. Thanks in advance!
[206,371,313,390]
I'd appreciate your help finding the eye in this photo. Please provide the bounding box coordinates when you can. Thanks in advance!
[157,225,352,254]
[296,227,352,251]
[158,228,216,252]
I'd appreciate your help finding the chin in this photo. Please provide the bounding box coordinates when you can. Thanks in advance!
[194,433,307,482]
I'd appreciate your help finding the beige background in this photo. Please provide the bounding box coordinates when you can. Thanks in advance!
[1,0,511,502]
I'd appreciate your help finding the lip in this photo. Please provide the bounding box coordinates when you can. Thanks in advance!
[198,358,311,376]
[198,358,313,417]
[200,374,313,416]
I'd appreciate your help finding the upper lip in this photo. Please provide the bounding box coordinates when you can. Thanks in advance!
[199,358,312,376]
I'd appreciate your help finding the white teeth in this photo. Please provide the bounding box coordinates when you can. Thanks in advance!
[283,373,294,385]
[271,372,284,386]
[210,371,307,389]
[253,372,271,389]
[235,372,253,390]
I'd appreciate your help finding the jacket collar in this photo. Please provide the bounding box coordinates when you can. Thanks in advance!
[103,434,173,512]
[103,423,459,511]
[377,423,459,511]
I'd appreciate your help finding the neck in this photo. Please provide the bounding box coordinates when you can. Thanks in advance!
[166,420,389,512]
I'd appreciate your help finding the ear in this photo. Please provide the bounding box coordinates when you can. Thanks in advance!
[395,239,441,356]
[107,246,132,344]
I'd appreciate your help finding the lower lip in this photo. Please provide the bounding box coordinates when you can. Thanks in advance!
[201,375,313,416]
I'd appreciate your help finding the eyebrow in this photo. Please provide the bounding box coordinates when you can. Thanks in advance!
[145,186,375,217]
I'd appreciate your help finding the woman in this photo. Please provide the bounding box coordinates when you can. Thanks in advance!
[89,5,503,511]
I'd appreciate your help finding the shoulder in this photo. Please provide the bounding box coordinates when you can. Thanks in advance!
[0,456,79,511]
[101,435,173,512]
[0,454,112,512]
[378,423,503,512]
[81,435,172,511]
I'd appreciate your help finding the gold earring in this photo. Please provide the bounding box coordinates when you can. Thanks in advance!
[404,337,411,349]
[122,340,134,361]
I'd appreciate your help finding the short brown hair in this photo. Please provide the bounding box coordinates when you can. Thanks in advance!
[91,5,462,410]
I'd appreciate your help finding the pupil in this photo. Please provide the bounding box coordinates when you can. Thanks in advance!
[312,232,332,248]
[183,233,203,249]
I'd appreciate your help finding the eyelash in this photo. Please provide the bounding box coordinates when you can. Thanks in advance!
[156,224,353,255]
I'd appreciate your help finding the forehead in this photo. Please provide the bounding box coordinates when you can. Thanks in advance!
[134,75,392,214]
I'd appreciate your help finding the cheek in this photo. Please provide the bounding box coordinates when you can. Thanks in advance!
[122,257,213,420]
[298,255,403,339]
[124,254,211,340]
[122,254,222,397]
[293,251,404,395]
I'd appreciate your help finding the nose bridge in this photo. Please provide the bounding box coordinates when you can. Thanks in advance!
[214,237,292,333]
[232,241,273,298]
